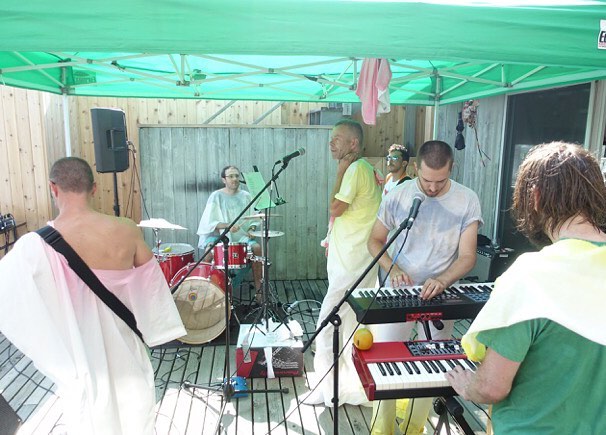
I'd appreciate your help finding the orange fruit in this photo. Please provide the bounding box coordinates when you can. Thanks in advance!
[353,328,374,350]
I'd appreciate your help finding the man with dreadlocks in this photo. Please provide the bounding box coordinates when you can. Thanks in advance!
[447,141,606,434]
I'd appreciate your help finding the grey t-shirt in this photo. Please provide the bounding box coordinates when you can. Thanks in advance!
[377,179,483,285]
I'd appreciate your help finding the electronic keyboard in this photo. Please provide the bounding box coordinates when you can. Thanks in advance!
[352,340,478,400]
[347,282,493,324]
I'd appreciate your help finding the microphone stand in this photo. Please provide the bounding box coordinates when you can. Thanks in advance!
[246,163,294,337]
[174,164,293,432]
[301,215,415,435]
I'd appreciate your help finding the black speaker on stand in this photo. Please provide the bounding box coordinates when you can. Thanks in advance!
[91,108,130,216]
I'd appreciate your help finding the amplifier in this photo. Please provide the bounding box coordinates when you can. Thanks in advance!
[467,245,515,282]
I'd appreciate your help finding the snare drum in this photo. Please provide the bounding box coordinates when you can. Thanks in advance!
[170,263,231,344]
[153,243,195,283]
[213,242,249,269]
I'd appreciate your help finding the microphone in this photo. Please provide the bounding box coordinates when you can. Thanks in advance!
[275,147,306,165]
[406,193,426,229]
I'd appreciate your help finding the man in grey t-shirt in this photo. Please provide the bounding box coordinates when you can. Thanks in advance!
[367,140,483,435]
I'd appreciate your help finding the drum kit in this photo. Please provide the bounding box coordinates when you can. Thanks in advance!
[139,214,286,344]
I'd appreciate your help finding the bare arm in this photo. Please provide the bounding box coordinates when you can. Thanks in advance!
[445,347,520,404]
[215,222,241,233]
[330,153,358,218]
[420,220,479,299]
[367,219,414,287]
[133,223,154,267]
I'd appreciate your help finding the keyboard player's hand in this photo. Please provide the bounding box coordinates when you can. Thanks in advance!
[445,365,473,400]
[420,277,446,300]
[389,265,413,288]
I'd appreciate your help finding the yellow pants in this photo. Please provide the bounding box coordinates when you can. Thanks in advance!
[370,398,431,435]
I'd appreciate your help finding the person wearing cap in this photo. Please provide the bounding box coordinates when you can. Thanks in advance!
[383,143,412,197]
[196,165,263,299]
[367,140,482,435]
[0,157,186,435]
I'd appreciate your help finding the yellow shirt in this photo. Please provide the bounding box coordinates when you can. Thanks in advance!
[329,159,381,276]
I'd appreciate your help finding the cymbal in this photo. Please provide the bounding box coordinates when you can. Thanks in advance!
[249,230,284,238]
[241,213,283,220]
[138,218,187,230]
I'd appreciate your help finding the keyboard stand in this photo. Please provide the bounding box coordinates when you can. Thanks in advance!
[417,322,474,435]
[433,394,475,435]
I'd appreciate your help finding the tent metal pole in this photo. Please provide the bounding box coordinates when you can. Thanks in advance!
[432,101,439,140]
[62,94,71,157]
[433,76,440,140]
[493,95,508,244]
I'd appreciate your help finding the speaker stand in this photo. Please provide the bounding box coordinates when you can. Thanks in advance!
[112,172,120,217]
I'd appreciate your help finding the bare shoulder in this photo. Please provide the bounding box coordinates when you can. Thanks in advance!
[57,212,152,269]
[115,216,140,232]
[108,216,154,266]
[94,214,139,238]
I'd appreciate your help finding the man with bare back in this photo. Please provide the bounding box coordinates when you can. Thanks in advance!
[0,157,185,435]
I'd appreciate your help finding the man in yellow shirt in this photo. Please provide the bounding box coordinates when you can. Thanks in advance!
[307,118,382,407]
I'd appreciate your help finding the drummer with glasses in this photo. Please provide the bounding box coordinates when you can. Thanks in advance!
[383,143,412,197]
[196,165,262,300]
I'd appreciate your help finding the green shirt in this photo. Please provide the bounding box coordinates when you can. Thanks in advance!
[478,319,606,434]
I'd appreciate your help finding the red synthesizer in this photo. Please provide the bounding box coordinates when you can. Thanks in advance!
[352,340,479,401]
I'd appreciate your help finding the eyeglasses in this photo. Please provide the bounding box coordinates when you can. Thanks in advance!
[385,156,401,162]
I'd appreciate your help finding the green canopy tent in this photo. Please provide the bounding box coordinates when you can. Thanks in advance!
[1,0,606,104]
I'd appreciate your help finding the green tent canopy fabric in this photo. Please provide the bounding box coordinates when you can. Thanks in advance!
[1,0,606,104]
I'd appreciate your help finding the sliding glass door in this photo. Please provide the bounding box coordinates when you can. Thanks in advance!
[498,83,591,254]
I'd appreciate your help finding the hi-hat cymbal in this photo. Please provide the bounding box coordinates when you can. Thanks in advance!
[249,230,284,238]
[138,218,187,230]
[241,213,283,220]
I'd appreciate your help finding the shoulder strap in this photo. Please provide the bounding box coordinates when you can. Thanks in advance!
[396,175,411,186]
[36,226,143,342]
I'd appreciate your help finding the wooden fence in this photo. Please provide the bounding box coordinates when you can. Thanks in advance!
[1,85,422,271]
[139,126,333,279]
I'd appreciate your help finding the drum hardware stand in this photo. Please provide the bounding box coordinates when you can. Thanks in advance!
[302,210,420,434]
[151,227,169,270]
[152,228,162,257]
[244,168,294,337]
[176,165,295,431]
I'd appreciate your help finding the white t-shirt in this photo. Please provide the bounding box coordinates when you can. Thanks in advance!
[382,172,410,198]
[377,179,483,285]
[196,189,258,246]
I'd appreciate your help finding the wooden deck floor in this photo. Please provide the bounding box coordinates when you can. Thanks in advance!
[1,280,489,434]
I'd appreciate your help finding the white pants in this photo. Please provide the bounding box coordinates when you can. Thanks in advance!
[311,270,377,407]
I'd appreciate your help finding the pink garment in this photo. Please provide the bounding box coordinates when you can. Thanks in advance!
[355,58,392,125]
[0,233,186,435]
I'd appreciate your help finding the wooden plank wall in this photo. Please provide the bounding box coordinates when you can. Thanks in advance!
[0,86,63,246]
[69,98,331,224]
[138,126,333,280]
[0,84,429,273]
[435,96,506,240]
